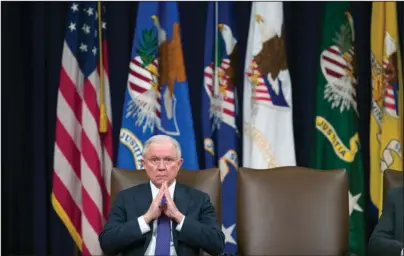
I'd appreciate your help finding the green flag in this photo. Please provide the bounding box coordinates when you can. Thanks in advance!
[310,2,365,255]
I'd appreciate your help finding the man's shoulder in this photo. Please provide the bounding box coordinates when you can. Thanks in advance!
[389,187,403,197]
[177,183,210,200]
[388,187,403,203]
[117,183,149,197]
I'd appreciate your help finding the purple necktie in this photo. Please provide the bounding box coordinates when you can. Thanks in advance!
[155,213,171,256]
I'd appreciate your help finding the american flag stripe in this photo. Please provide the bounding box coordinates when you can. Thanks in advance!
[61,41,85,99]
[82,215,100,255]
[59,73,83,130]
[81,68,112,255]
[52,3,113,256]
[52,167,82,216]
[54,126,81,182]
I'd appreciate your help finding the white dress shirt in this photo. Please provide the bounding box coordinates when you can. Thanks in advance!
[137,180,185,256]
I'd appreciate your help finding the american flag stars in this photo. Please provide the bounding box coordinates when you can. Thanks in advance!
[67,3,107,56]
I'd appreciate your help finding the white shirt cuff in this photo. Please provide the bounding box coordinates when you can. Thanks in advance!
[175,216,185,231]
[138,215,151,234]
[401,248,403,256]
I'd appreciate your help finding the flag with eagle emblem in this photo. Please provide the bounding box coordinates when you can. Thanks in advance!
[201,1,238,252]
[243,2,296,169]
[370,1,403,217]
[116,2,199,170]
[309,2,365,255]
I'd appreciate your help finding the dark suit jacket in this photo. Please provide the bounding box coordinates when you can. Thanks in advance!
[99,182,225,256]
[368,187,403,256]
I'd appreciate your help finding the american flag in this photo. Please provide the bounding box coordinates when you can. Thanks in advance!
[51,2,113,256]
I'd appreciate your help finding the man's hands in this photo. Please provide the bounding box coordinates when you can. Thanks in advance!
[143,181,184,224]
[161,182,184,224]
[143,184,165,224]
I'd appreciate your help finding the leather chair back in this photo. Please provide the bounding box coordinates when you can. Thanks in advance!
[237,166,349,256]
[110,167,222,222]
[383,169,404,206]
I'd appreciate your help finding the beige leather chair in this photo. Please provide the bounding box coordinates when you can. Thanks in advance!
[237,166,349,256]
[383,169,404,206]
[110,167,222,256]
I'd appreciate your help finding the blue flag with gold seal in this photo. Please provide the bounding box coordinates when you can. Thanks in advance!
[202,1,238,253]
[117,2,199,170]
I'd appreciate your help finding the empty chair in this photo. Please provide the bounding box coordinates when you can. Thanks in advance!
[237,166,349,256]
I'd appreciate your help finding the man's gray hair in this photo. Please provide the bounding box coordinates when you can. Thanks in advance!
[142,135,182,159]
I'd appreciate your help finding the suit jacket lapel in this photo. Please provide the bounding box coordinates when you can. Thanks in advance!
[173,183,189,250]
[136,183,153,253]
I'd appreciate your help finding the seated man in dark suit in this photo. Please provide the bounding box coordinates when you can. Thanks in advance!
[368,187,403,256]
[99,135,225,256]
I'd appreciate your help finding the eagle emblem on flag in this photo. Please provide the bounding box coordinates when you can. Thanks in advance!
[319,11,358,114]
[372,32,400,119]
[246,14,291,111]
[125,15,185,135]
[203,23,238,131]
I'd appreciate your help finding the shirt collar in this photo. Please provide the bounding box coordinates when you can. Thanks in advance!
[149,179,176,199]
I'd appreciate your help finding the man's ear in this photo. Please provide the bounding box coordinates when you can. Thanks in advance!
[178,158,184,168]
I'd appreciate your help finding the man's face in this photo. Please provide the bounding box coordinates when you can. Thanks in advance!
[142,141,183,187]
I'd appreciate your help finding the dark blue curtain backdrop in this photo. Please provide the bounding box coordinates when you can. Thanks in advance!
[2,1,404,256]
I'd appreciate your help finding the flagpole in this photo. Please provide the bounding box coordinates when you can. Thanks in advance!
[214,1,219,97]
[98,1,108,133]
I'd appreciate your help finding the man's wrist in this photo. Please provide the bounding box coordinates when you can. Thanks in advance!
[174,212,184,223]
[143,212,153,224]
[138,216,151,234]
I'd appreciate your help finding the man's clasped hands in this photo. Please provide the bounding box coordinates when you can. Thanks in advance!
[143,181,185,225]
